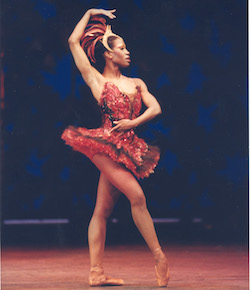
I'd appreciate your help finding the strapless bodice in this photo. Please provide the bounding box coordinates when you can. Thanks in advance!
[99,82,142,130]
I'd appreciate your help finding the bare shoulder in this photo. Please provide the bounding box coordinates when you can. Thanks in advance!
[133,78,148,91]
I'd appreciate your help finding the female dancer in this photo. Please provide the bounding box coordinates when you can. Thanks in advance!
[62,8,170,287]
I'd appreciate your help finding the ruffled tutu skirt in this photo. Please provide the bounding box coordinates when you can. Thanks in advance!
[61,125,160,179]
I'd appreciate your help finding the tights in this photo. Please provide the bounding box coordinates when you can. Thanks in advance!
[88,154,162,267]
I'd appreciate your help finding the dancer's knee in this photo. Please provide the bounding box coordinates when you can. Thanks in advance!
[130,191,146,208]
[93,205,114,220]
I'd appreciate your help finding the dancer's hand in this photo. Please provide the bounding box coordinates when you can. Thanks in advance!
[89,8,116,19]
[109,119,135,133]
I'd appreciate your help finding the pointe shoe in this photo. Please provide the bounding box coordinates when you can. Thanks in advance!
[154,248,170,287]
[89,265,124,287]
[155,259,170,287]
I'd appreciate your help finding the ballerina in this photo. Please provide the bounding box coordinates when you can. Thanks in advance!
[61,8,170,287]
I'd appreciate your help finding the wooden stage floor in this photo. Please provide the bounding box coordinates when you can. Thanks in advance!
[1,244,248,289]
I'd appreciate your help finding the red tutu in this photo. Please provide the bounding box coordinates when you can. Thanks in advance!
[61,82,160,179]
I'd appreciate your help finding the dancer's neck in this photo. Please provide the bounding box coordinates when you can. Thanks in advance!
[102,63,122,80]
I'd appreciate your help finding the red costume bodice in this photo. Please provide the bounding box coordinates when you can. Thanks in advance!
[61,82,160,179]
[100,82,142,129]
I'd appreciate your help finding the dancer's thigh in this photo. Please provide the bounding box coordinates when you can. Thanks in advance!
[92,154,145,203]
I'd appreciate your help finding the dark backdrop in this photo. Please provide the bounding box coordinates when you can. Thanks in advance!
[1,0,248,245]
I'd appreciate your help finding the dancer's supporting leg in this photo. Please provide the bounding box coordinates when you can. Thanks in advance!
[88,172,124,286]
[88,172,120,267]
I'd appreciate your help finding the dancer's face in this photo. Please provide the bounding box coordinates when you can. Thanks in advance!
[109,38,131,68]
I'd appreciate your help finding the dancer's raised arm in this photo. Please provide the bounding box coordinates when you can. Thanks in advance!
[68,9,116,87]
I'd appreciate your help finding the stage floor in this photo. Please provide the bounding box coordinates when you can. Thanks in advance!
[1,244,248,289]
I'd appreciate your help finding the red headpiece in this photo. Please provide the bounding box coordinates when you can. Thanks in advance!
[81,16,121,63]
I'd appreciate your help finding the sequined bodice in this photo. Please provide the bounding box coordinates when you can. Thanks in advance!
[99,82,142,129]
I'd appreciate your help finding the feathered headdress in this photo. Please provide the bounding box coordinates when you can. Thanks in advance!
[81,16,121,63]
